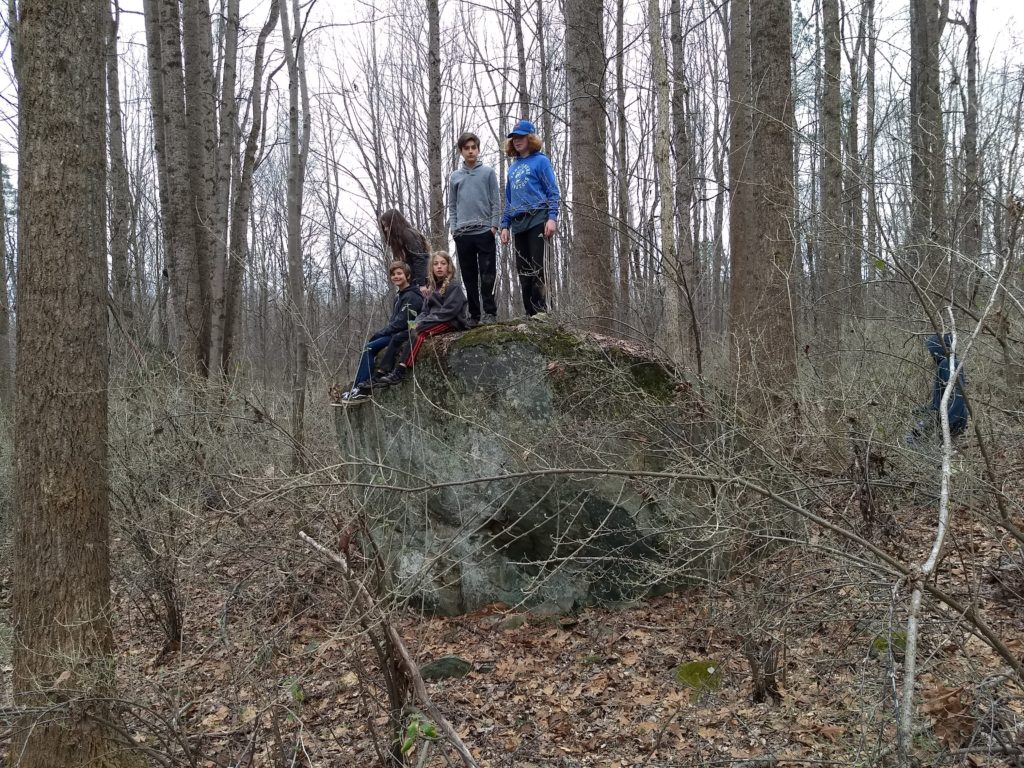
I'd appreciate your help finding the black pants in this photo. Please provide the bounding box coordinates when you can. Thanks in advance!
[454,230,497,320]
[513,223,547,316]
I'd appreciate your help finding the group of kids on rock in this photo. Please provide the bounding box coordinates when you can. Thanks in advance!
[339,119,560,403]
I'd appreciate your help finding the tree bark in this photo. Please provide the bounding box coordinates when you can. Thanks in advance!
[820,0,842,384]
[223,0,279,375]
[426,0,445,250]
[281,0,310,472]
[209,0,239,377]
[11,1,136,765]
[727,0,752,362]
[614,0,632,328]
[512,0,530,117]
[566,0,613,330]
[738,0,799,390]
[107,0,133,319]
[648,0,681,355]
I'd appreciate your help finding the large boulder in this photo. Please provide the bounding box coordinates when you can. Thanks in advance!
[334,320,725,615]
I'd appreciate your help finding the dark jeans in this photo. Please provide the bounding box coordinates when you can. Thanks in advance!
[513,222,547,315]
[454,230,497,320]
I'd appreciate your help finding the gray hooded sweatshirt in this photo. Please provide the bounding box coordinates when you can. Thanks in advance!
[448,160,501,236]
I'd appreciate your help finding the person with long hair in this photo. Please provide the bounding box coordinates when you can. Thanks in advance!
[379,209,430,288]
[499,119,560,318]
[378,251,469,385]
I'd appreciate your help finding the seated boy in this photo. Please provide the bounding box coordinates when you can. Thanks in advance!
[340,261,423,402]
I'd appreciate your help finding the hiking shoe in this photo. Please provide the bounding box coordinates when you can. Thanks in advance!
[482,313,497,324]
[467,317,480,328]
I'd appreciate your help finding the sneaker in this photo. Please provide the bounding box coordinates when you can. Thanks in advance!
[482,313,497,325]
[379,365,407,385]
[340,387,368,402]
[530,311,548,321]
[467,317,480,328]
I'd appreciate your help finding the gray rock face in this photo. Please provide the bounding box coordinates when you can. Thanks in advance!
[335,321,723,615]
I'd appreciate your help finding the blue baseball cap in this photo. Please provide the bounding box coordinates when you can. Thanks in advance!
[507,119,536,137]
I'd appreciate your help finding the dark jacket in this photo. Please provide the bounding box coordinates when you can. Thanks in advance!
[371,285,424,340]
[416,280,469,330]
[926,333,968,435]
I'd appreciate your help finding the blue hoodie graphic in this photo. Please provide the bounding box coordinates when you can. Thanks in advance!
[500,151,560,232]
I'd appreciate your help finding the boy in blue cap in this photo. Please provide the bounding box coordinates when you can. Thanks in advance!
[499,119,561,318]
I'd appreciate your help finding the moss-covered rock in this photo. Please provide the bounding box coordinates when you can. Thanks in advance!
[335,319,723,615]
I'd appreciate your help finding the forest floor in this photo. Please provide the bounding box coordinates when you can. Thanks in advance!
[2,440,1024,767]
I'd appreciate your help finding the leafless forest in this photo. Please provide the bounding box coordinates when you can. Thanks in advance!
[1,0,1024,765]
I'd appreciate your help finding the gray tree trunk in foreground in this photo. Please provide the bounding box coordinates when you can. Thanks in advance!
[10,1,135,765]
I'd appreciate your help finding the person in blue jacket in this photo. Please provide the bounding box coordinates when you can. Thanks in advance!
[926,333,968,435]
[499,119,560,318]
[340,261,423,403]
[907,333,968,440]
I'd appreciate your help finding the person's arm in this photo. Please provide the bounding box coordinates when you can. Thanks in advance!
[489,169,501,232]
[541,156,560,239]
[447,171,458,233]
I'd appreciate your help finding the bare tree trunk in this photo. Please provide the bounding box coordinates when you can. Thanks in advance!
[426,0,445,250]
[146,0,207,375]
[209,0,239,377]
[865,0,879,311]
[182,0,216,371]
[223,1,278,376]
[107,0,133,319]
[740,0,799,390]
[0,151,9,412]
[648,0,681,356]
[566,0,613,331]
[844,0,867,321]
[281,0,310,472]
[959,0,980,306]
[909,0,949,294]
[10,1,135,764]
[614,0,632,328]
[727,0,753,361]
[512,0,530,117]
[820,0,842,385]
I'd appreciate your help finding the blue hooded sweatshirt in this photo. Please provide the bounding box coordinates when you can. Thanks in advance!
[500,151,560,232]
[926,334,968,435]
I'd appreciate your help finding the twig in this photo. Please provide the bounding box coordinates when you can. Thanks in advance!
[298,532,478,768]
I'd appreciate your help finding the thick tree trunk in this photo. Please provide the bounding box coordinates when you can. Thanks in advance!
[147,0,207,374]
[727,0,753,360]
[909,0,949,294]
[566,0,613,330]
[426,0,445,250]
[670,0,699,367]
[209,0,239,377]
[740,0,799,389]
[11,1,135,765]
[648,0,681,355]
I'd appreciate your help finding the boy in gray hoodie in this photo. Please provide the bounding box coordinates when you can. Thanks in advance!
[448,132,501,326]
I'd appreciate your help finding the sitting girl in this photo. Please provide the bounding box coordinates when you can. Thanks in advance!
[379,251,469,385]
